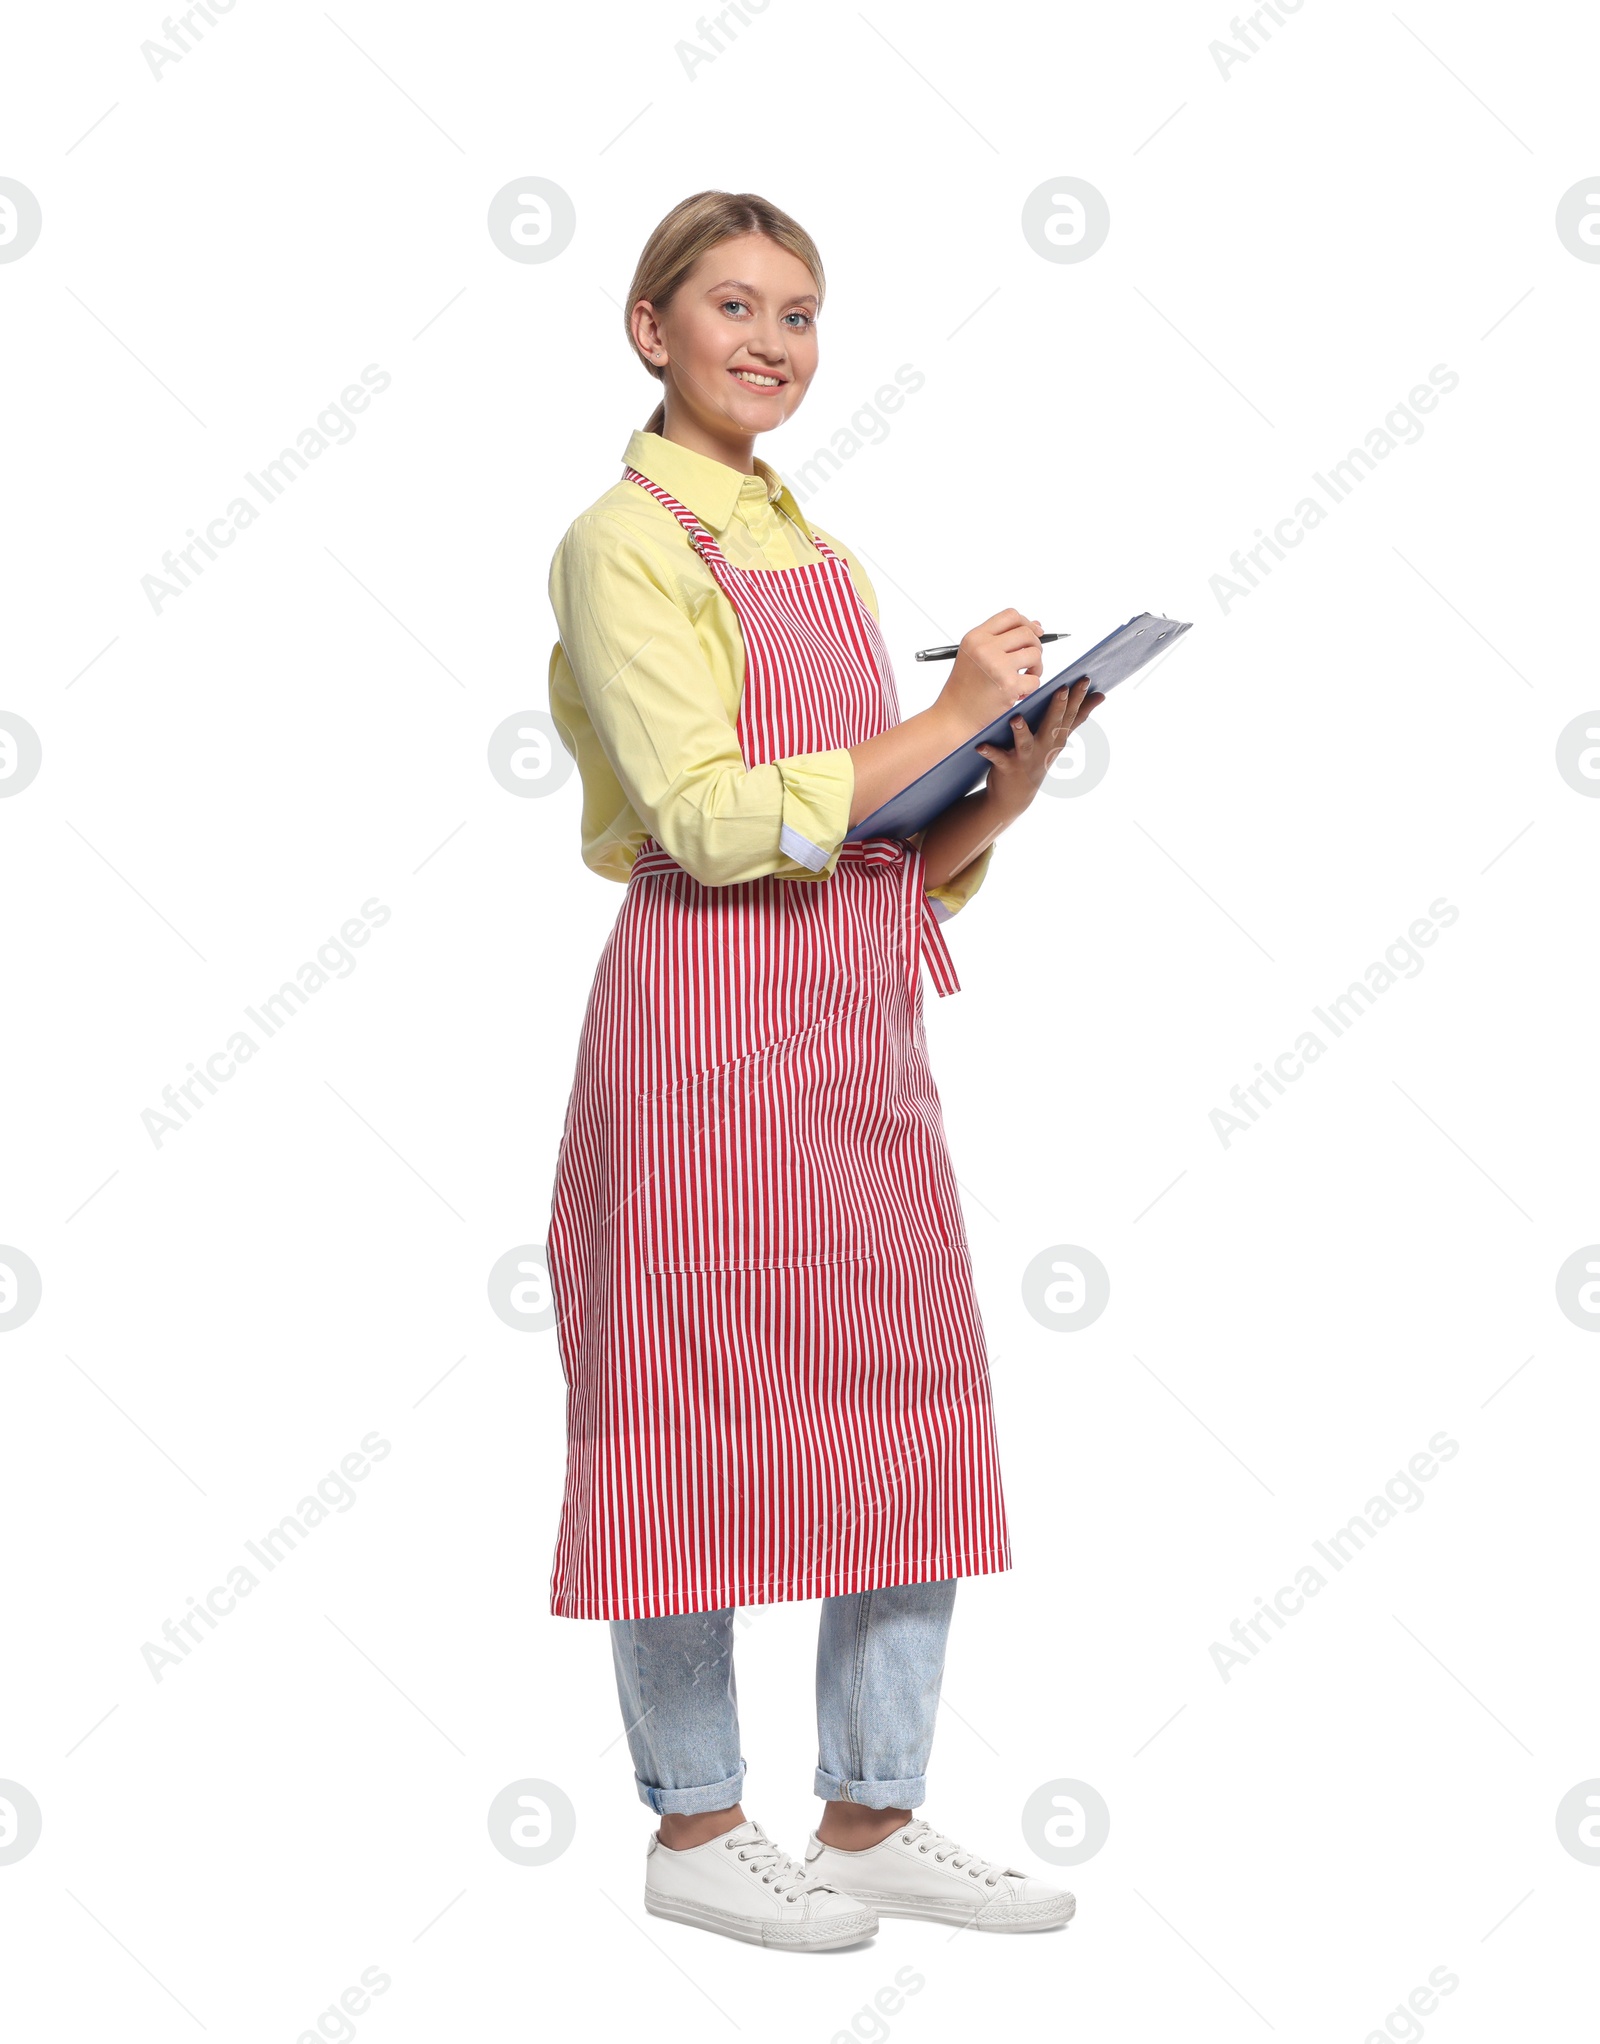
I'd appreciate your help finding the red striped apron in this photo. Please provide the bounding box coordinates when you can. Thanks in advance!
[546,468,1011,1619]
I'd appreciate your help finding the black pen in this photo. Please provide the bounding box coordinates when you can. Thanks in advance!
[913,632,1068,662]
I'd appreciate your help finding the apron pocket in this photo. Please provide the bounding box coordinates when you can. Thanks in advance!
[634,1000,876,1275]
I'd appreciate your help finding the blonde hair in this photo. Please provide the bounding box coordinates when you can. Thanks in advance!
[625,191,825,435]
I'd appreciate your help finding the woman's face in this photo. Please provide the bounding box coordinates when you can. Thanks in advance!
[635,232,819,438]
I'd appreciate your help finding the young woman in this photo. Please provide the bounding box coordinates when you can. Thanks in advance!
[544,191,1102,1950]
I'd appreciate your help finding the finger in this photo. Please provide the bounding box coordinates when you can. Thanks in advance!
[1063,675,1094,720]
[997,664,1040,702]
[1041,689,1073,743]
[994,626,1044,659]
[1068,691,1104,734]
[995,611,1044,642]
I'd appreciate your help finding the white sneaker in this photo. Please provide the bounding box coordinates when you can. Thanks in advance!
[644,1817,879,1950]
[805,1817,1076,1933]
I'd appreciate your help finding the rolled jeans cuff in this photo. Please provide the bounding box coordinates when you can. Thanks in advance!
[813,1768,926,1809]
[635,1758,746,1816]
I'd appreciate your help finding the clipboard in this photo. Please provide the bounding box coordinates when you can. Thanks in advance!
[847,612,1192,843]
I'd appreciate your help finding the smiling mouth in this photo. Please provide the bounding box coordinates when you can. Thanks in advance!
[729,367,786,389]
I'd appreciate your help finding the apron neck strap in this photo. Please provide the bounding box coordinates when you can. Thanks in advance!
[625,465,834,566]
[625,467,722,561]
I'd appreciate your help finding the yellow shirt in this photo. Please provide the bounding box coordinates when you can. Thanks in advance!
[547,428,992,916]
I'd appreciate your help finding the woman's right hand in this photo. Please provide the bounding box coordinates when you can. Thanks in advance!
[936,609,1044,737]
[844,608,1048,827]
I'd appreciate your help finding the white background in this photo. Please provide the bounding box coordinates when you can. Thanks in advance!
[3,0,1598,2037]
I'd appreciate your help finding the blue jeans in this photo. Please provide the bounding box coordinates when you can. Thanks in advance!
[609,1580,957,1816]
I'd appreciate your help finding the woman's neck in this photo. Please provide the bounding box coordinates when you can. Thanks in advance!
[656,408,758,477]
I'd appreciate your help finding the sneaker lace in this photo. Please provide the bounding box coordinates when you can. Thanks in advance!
[724,1825,821,1902]
[898,1818,1005,1888]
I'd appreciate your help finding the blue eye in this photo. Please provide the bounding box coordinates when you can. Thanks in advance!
[719,298,814,329]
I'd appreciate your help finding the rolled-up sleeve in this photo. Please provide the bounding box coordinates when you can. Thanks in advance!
[924,842,994,919]
[549,510,854,887]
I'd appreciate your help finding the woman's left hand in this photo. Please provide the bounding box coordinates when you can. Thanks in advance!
[974,675,1104,819]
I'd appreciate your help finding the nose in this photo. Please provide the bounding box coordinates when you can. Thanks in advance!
[740,315,788,363]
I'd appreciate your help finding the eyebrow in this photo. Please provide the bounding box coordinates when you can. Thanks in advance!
[707,277,819,307]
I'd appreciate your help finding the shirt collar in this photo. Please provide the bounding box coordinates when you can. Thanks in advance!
[622,427,808,539]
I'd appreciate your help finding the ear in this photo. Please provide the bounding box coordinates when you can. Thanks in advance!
[632,299,666,363]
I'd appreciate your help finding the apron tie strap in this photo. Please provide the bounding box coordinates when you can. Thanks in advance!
[628,840,961,996]
[820,839,964,998]
[918,899,961,998]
